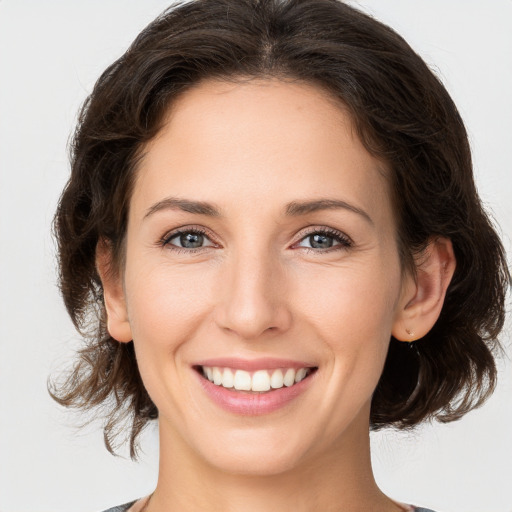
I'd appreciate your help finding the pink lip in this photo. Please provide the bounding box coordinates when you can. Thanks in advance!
[193,365,317,416]
[194,357,315,372]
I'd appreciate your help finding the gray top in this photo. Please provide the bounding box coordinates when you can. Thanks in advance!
[101,504,135,512]
[101,501,437,512]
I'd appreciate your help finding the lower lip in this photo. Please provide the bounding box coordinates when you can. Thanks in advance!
[195,370,316,416]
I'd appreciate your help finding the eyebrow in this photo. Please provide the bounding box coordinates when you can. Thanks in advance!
[144,197,222,219]
[144,196,372,224]
[285,198,373,224]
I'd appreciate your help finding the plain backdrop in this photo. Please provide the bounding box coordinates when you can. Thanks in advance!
[0,1,511,511]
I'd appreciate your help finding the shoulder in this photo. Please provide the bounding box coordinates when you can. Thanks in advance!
[100,502,136,512]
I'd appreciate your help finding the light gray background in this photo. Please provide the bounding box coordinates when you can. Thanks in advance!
[0,1,511,511]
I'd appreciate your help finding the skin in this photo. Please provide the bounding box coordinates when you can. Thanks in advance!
[98,78,455,512]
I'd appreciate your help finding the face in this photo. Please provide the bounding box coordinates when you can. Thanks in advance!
[108,78,412,475]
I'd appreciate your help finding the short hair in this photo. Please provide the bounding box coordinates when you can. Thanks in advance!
[50,0,510,458]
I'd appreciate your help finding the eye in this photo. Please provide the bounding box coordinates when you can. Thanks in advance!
[295,228,352,251]
[162,228,215,251]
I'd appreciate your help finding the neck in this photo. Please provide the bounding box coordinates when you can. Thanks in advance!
[149,411,403,512]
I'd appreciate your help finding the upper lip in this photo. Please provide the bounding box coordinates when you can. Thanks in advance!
[194,357,317,372]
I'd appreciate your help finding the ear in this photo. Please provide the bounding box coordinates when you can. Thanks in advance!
[392,237,456,342]
[96,239,132,343]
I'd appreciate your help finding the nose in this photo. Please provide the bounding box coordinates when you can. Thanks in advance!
[214,249,292,341]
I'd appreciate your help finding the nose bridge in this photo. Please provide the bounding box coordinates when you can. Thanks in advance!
[216,241,290,340]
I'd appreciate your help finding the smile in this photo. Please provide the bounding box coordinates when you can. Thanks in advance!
[199,366,313,393]
[193,359,318,415]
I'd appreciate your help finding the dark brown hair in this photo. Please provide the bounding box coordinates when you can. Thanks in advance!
[50,0,510,457]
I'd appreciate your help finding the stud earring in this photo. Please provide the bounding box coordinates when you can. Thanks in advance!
[405,328,415,342]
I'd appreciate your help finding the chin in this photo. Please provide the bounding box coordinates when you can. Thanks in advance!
[190,426,311,477]
[207,449,304,477]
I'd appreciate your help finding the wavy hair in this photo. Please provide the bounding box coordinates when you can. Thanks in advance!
[50,0,510,457]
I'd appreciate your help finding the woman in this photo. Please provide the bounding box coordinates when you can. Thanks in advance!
[51,0,510,511]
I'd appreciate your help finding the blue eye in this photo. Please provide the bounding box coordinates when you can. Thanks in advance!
[161,227,350,253]
[296,229,351,251]
[163,229,214,250]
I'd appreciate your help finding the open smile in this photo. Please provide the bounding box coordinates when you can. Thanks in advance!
[193,360,318,415]
[197,365,315,392]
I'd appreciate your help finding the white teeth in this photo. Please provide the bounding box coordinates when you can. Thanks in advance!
[270,369,284,389]
[201,366,312,392]
[222,368,234,388]
[233,370,252,391]
[295,368,307,383]
[283,368,296,387]
[213,367,223,385]
[251,370,271,392]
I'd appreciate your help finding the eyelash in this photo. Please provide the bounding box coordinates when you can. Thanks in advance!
[294,227,353,253]
[159,226,353,254]
[160,227,215,254]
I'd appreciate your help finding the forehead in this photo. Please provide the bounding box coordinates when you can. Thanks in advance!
[132,78,392,224]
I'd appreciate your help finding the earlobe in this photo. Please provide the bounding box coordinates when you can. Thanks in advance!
[95,240,132,343]
[392,237,456,342]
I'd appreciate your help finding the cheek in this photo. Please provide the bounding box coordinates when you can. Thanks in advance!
[124,262,217,352]
[294,262,400,339]
[292,260,400,387]
[122,262,219,412]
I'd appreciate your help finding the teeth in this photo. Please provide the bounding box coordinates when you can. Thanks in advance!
[295,368,308,383]
[201,366,312,392]
[233,370,252,391]
[252,370,271,392]
[270,369,284,389]
[283,368,295,387]
[213,367,223,385]
[222,368,234,388]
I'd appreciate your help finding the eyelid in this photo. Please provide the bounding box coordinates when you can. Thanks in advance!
[160,225,220,250]
[158,224,352,252]
[292,226,353,250]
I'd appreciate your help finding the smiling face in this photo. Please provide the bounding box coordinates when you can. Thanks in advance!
[103,78,413,475]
